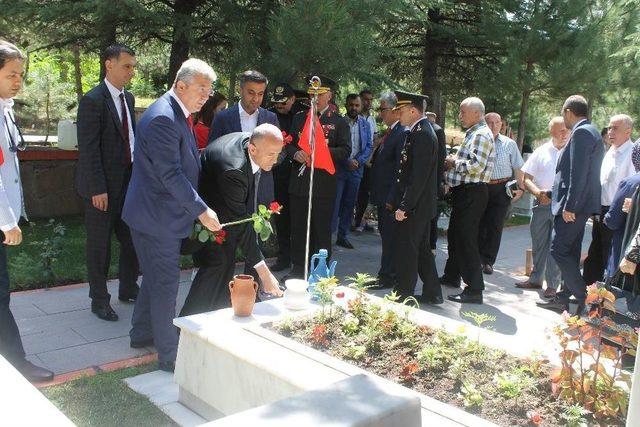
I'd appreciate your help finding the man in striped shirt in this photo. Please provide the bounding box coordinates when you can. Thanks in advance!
[478,112,524,275]
[441,97,495,304]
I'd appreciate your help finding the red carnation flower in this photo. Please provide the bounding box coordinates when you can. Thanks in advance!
[281,131,293,145]
[269,201,282,213]
[214,229,227,244]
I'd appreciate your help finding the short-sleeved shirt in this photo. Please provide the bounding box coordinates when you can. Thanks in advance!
[491,134,524,180]
[521,140,562,191]
[363,113,377,135]
[446,120,495,187]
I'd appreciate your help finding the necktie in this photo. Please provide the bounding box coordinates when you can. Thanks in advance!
[253,170,261,212]
[187,115,194,130]
[119,93,132,164]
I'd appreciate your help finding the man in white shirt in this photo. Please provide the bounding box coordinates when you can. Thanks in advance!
[582,114,635,285]
[0,40,54,382]
[516,117,567,297]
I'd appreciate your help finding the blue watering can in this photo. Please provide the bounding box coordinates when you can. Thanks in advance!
[307,249,337,299]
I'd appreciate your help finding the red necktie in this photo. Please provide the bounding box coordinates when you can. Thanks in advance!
[187,115,194,130]
[119,93,132,164]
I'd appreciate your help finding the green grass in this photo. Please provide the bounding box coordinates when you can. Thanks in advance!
[504,214,531,227]
[42,364,177,427]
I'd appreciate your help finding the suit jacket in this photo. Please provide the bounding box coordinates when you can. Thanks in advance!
[392,118,439,220]
[198,132,263,267]
[286,109,351,199]
[122,92,207,238]
[370,122,408,206]
[207,103,279,143]
[337,115,373,179]
[432,122,447,198]
[76,80,135,199]
[604,172,640,275]
[552,119,604,216]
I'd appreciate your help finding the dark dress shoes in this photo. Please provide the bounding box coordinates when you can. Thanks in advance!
[91,303,119,321]
[439,276,461,289]
[515,280,542,289]
[158,361,175,373]
[269,260,290,272]
[335,237,355,249]
[482,264,494,275]
[536,297,569,313]
[17,360,54,382]
[418,295,444,305]
[118,292,138,303]
[130,338,154,349]
[448,292,483,304]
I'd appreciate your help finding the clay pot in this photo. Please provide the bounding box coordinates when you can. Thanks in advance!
[229,274,258,317]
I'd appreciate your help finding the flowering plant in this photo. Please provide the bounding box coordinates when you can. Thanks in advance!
[281,131,293,145]
[191,202,282,244]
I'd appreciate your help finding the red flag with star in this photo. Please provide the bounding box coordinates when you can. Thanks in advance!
[297,111,335,175]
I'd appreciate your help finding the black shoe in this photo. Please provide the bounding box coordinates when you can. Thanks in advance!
[130,338,154,349]
[482,264,494,275]
[17,360,54,382]
[91,303,119,321]
[536,297,569,313]
[439,276,460,288]
[118,291,138,303]
[370,275,395,289]
[418,295,444,305]
[335,237,354,249]
[270,260,290,272]
[158,361,175,373]
[448,292,483,304]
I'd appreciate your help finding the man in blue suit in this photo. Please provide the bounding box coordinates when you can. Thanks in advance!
[333,93,372,249]
[369,92,408,289]
[537,95,604,315]
[122,59,221,372]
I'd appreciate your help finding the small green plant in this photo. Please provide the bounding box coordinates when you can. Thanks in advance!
[461,311,496,330]
[560,404,590,427]
[345,273,376,295]
[277,316,295,335]
[493,369,534,402]
[448,358,468,382]
[341,315,360,336]
[29,219,66,288]
[314,276,339,320]
[343,342,366,360]
[458,381,483,409]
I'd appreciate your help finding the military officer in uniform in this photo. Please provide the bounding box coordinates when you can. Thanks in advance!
[285,76,351,278]
[390,91,443,304]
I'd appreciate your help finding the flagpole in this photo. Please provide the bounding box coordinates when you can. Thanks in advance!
[304,76,321,282]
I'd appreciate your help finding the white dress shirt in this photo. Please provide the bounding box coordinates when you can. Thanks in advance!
[104,78,135,158]
[0,98,25,231]
[363,113,377,135]
[168,89,191,118]
[600,139,634,206]
[521,140,562,192]
[239,102,259,132]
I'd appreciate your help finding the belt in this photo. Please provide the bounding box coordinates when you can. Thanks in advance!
[452,182,485,190]
[489,177,510,185]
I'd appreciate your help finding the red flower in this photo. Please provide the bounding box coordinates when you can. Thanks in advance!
[526,411,543,425]
[335,291,345,298]
[269,201,282,213]
[214,229,227,244]
[281,131,293,145]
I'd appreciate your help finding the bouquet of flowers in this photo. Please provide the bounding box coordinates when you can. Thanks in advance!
[190,202,282,245]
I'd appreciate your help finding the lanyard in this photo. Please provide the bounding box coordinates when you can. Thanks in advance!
[3,109,26,152]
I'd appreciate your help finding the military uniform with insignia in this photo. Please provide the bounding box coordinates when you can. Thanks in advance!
[285,76,351,277]
[390,91,442,303]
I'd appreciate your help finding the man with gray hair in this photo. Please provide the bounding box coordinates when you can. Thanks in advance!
[0,40,54,382]
[122,58,221,372]
[440,97,495,304]
[582,113,635,285]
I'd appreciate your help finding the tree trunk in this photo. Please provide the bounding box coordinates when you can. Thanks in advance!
[228,70,237,102]
[72,45,83,103]
[516,89,530,151]
[421,9,446,128]
[166,0,201,88]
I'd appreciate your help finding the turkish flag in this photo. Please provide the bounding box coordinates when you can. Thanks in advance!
[297,111,335,175]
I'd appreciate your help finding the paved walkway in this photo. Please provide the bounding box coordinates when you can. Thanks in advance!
[12,223,592,378]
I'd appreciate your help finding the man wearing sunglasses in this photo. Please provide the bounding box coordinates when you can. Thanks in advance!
[0,40,54,382]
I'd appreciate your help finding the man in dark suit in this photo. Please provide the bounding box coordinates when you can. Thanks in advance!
[537,95,604,315]
[285,75,351,278]
[426,112,447,251]
[76,44,140,321]
[181,125,285,315]
[369,92,408,289]
[122,59,221,372]
[390,91,442,304]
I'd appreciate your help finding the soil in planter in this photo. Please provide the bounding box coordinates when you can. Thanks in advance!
[269,302,625,427]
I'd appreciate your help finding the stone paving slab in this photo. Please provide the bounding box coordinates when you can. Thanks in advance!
[10,222,592,375]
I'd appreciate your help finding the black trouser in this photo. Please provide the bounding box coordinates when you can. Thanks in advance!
[354,166,371,227]
[273,172,291,265]
[478,182,511,266]
[84,177,139,304]
[393,204,442,300]
[582,206,613,286]
[0,235,25,366]
[430,215,439,250]
[443,183,488,292]
[376,205,396,279]
[289,194,335,275]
